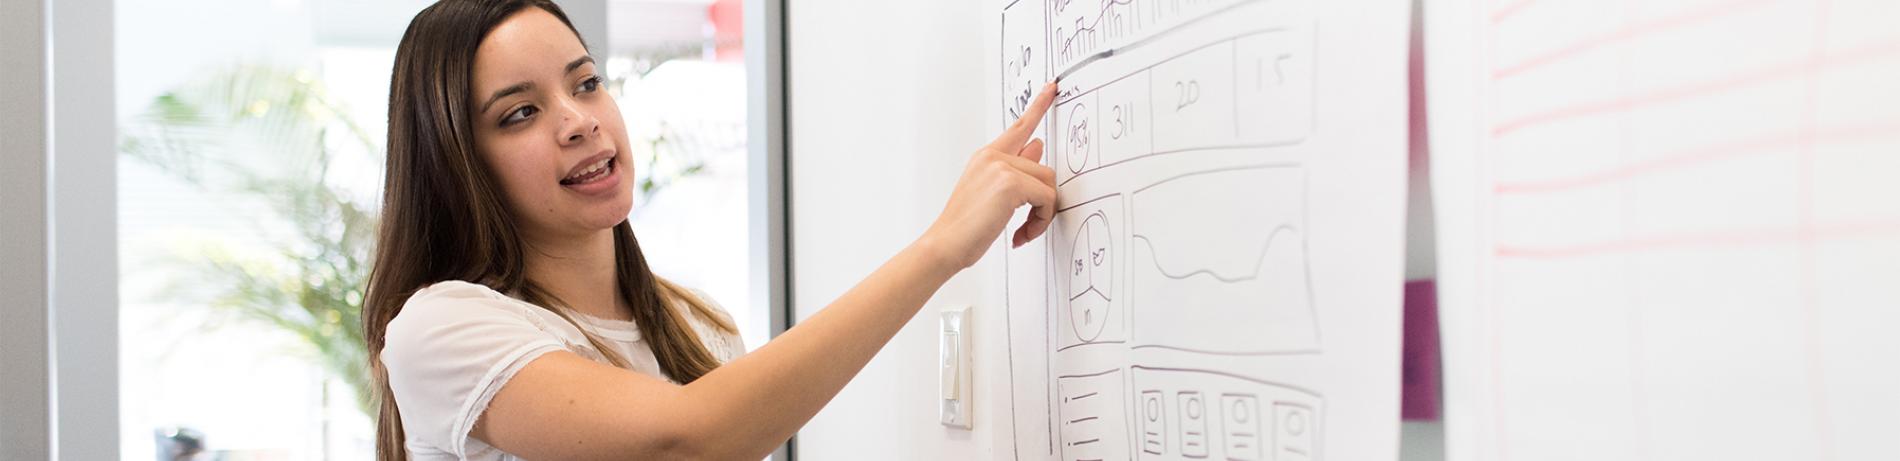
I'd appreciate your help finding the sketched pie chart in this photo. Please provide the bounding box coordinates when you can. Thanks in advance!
[1064,103,1091,174]
[1067,212,1113,342]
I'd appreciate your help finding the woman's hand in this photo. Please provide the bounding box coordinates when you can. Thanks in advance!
[920,82,1060,270]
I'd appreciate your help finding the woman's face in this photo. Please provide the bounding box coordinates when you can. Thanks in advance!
[470,8,633,240]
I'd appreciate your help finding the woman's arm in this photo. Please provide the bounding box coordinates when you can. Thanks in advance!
[473,82,1060,461]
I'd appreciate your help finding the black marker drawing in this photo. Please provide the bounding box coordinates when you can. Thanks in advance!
[1174,79,1201,111]
[1068,211,1114,342]
[1128,164,1321,355]
[1064,102,1093,174]
[1001,2,1332,460]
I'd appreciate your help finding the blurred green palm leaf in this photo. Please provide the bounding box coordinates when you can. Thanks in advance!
[124,63,378,417]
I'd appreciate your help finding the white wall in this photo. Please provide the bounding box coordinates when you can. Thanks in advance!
[787,0,1008,458]
[786,1,1447,459]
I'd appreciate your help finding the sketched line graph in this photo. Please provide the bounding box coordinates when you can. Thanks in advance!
[1132,224,1300,283]
[1127,163,1322,355]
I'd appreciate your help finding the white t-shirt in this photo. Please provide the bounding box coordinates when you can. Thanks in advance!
[381,280,745,461]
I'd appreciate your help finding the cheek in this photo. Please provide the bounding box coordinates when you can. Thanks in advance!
[483,141,556,208]
[590,98,631,142]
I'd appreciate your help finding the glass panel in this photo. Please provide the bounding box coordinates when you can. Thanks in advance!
[115,0,756,459]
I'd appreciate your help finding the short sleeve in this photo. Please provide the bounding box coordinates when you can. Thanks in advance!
[685,288,747,362]
[381,281,568,458]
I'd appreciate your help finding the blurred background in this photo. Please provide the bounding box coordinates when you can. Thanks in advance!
[112,0,758,459]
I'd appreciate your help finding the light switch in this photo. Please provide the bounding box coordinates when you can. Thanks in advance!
[940,305,972,429]
[941,330,960,399]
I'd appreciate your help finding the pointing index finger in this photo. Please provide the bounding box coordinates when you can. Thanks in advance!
[993,81,1059,152]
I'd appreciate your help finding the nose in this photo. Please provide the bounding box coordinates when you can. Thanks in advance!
[553,96,600,146]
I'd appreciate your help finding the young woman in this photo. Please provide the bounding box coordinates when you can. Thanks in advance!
[360,1,1057,460]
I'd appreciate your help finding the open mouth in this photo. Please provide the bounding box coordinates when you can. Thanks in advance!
[560,156,615,186]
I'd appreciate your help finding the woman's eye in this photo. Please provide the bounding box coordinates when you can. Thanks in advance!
[502,105,538,126]
[577,76,602,94]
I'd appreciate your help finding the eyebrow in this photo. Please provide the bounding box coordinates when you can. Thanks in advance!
[478,55,598,115]
[479,82,533,115]
[565,55,594,73]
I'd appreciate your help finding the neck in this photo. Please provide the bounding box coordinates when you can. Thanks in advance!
[521,225,628,321]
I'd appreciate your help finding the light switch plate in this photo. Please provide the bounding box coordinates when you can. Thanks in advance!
[940,305,972,429]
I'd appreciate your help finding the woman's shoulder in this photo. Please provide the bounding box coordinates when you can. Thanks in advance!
[388,280,576,343]
[678,287,735,322]
[673,286,747,359]
[408,279,511,304]
[398,280,522,320]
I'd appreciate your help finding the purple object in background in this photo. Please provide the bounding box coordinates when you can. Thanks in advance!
[1402,280,1441,421]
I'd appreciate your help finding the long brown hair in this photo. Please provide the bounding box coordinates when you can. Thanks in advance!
[362,1,735,459]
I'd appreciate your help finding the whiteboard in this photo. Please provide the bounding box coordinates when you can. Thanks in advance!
[1427,0,1900,459]
[990,0,1412,459]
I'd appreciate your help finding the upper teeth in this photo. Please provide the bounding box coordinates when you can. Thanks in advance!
[568,157,610,180]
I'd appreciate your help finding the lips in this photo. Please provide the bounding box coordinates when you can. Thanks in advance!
[560,152,616,186]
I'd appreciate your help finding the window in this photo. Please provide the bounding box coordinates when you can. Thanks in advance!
[116,0,760,458]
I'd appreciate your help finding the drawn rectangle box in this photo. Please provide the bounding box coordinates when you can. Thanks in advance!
[1234,25,1315,145]
[1130,367,1324,461]
[1058,369,1131,461]
[1178,391,1210,458]
[999,0,1048,127]
[1274,401,1318,461]
[1128,164,1319,355]
[1095,70,1154,168]
[1149,39,1239,154]
[1221,394,1263,461]
[1140,390,1167,455]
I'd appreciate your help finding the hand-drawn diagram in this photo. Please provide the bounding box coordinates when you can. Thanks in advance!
[1000,0,1334,460]
[1129,165,1318,355]
[1064,102,1094,173]
[1053,196,1128,350]
[1130,367,1324,461]
[1057,369,1131,461]
[1068,210,1115,342]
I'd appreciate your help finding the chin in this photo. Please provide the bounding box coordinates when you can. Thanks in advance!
[584,201,634,229]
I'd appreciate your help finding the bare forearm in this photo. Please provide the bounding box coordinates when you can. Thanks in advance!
[477,81,1057,460]
[675,240,961,459]
[666,81,1058,460]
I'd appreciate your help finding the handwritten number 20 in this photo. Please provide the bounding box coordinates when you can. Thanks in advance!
[1174,80,1201,111]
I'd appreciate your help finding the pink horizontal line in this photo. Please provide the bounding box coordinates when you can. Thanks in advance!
[1492,0,1772,80]
[1494,218,1900,259]
[1491,37,1900,137]
[1490,0,1535,24]
[1493,122,1900,195]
